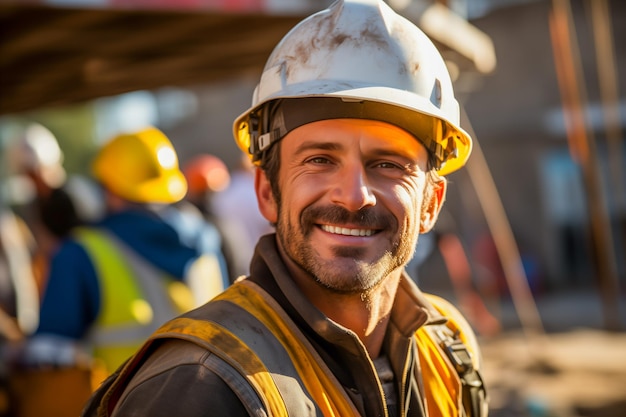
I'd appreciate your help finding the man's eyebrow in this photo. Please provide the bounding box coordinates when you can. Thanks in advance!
[371,147,415,159]
[294,140,419,162]
[293,140,343,157]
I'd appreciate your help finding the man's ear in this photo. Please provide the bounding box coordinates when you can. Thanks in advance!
[255,167,278,223]
[419,176,447,233]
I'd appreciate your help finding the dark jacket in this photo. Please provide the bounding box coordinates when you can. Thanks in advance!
[85,234,481,417]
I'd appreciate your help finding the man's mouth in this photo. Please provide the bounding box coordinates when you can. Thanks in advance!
[320,224,375,237]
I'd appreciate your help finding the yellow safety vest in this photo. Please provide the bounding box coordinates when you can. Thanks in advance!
[74,227,195,373]
[95,279,486,416]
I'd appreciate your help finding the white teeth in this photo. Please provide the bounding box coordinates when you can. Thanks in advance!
[321,225,373,236]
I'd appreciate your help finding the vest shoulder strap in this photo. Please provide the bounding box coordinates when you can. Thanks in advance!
[423,294,488,417]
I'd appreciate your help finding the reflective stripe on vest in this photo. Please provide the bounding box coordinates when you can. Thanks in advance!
[74,227,194,372]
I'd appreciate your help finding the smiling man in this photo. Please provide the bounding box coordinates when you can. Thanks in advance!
[83,1,487,416]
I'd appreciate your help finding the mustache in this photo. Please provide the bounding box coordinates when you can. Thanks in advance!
[301,205,395,230]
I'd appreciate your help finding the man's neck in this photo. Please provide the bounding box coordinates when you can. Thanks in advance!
[318,284,398,358]
[277,245,401,358]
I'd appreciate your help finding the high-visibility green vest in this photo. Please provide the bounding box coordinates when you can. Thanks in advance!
[93,279,486,416]
[74,227,195,373]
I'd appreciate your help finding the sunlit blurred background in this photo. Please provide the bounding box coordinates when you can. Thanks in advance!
[1,0,625,416]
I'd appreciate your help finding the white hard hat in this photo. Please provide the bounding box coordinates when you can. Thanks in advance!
[233,0,472,176]
[9,123,66,187]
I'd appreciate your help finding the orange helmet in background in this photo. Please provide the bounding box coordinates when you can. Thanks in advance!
[183,154,230,196]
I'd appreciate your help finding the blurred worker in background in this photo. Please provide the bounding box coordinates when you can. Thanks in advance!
[1,122,107,340]
[0,123,105,417]
[8,127,227,417]
[211,154,273,276]
[0,207,39,417]
[84,1,487,416]
[1,124,107,336]
[0,209,37,342]
[3,123,80,299]
[183,154,250,283]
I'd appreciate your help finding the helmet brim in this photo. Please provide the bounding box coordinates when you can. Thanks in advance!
[234,85,472,176]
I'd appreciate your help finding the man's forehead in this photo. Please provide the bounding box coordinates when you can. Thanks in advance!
[283,118,427,155]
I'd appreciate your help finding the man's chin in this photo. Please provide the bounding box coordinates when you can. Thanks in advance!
[309,259,385,291]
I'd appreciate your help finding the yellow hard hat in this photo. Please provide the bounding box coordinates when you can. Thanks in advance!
[92,127,187,204]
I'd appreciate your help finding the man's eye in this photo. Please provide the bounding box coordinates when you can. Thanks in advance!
[307,157,331,164]
[376,161,401,169]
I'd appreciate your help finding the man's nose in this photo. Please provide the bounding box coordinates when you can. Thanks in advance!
[329,163,376,211]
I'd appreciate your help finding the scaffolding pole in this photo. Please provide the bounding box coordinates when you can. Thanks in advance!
[549,0,622,330]
[461,108,545,339]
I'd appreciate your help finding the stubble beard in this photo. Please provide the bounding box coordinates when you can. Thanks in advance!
[277,205,415,295]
